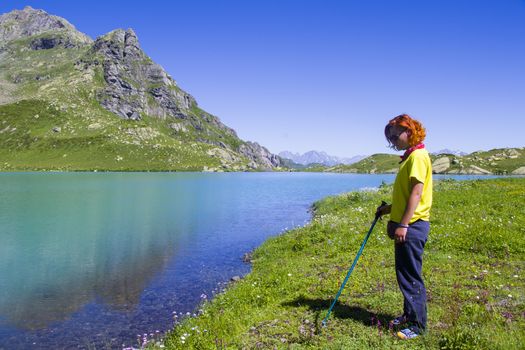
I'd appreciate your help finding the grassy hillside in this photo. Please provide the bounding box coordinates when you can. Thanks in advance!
[160,178,525,349]
[432,149,525,175]
[0,36,244,171]
[0,100,232,171]
[0,8,280,171]
[325,153,400,174]
[321,150,525,175]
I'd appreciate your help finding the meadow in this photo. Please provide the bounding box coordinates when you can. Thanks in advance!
[159,177,524,349]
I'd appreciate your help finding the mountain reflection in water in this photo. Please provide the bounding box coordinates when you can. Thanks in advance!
[0,173,196,330]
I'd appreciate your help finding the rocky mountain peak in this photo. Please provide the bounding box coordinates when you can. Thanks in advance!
[93,28,142,61]
[0,6,92,45]
[87,27,196,120]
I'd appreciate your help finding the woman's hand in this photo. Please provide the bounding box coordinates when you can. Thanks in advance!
[376,203,391,218]
[394,226,408,243]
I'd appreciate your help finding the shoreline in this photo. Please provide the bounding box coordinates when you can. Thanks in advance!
[0,168,519,176]
[159,177,525,349]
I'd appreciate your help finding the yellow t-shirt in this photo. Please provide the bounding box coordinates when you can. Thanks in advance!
[391,148,433,223]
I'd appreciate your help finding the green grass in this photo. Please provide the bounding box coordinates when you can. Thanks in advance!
[161,178,525,349]
[326,153,401,174]
[0,99,255,171]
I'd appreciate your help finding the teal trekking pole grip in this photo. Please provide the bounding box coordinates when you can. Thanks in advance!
[321,201,386,328]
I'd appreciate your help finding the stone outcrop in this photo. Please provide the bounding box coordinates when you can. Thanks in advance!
[432,156,450,173]
[447,165,492,175]
[511,166,525,175]
[239,141,282,169]
[30,36,76,50]
[468,165,492,175]
[89,29,194,121]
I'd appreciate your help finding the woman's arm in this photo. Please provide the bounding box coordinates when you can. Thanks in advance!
[395,178,423,243]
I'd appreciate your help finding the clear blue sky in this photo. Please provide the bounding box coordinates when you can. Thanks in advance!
[1,1,524,157]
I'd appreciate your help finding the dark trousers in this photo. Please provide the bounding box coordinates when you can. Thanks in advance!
[395,219,429,332]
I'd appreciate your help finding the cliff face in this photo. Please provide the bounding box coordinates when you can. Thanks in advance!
[90,29,198,121]
[0,6,282,171]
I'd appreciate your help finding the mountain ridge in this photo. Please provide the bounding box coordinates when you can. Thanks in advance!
[0,6,282,171]
[278,150,365,166]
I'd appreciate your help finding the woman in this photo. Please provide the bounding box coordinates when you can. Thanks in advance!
[376,114,432,340]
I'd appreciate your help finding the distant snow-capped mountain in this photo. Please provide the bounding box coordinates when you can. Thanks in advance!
[432,149,468,156]
[278,150,365,166]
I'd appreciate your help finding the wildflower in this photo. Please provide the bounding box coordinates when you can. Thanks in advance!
[508,294,513,298]
[513,275,519,278]
[287,273,292,277]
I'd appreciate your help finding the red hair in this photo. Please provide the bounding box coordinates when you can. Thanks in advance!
[385,114,426,147]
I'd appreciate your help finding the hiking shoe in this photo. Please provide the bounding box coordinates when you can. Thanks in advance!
[397,327,419,340]
[389,315,407,327]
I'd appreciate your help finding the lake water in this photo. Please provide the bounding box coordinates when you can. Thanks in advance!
[0,172,494,349]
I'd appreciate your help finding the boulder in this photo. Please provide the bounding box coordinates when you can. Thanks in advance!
[511,166,525,175]
[432,157,450,173]
[242,251,253,263]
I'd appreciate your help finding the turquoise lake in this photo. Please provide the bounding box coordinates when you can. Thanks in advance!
[0,172,494,349]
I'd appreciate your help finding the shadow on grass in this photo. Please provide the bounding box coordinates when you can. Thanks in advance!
[283,296,395,332]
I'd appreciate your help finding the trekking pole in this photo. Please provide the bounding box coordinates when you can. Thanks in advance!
[321,201,386,328]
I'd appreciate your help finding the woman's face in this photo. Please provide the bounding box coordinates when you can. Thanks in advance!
[387,125,411,151]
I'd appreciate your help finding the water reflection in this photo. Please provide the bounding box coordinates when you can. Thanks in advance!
[0,173,198,330]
